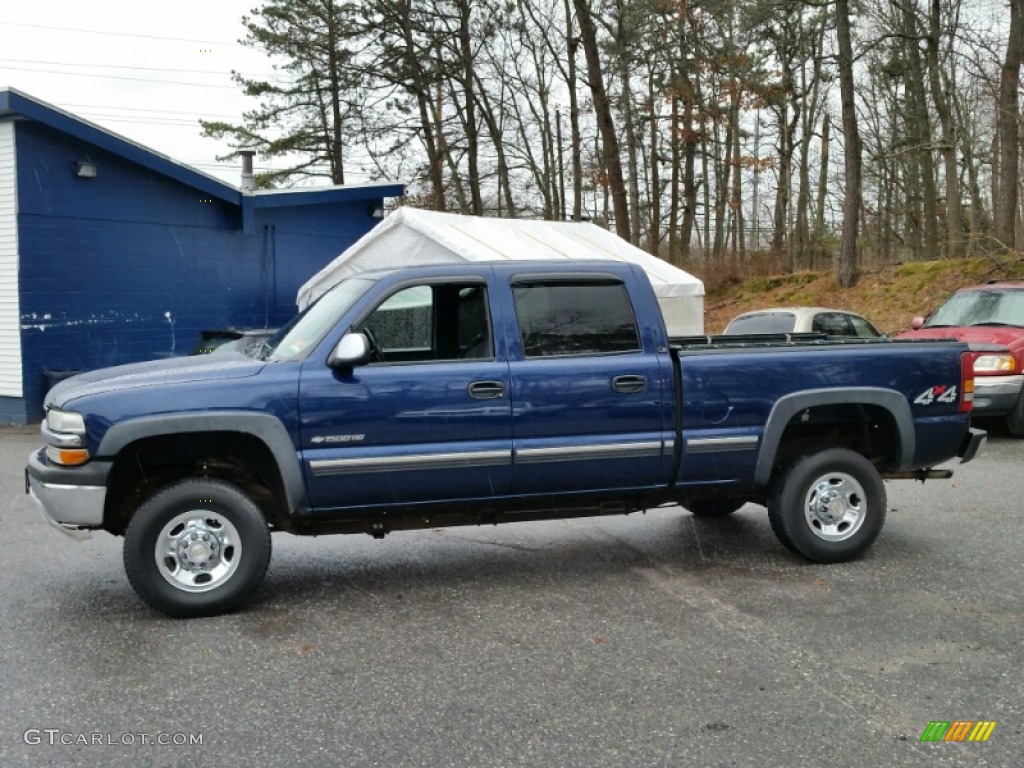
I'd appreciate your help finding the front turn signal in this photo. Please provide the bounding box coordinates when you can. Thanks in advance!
[46,446,90,466]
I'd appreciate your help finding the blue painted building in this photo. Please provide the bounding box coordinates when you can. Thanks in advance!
[0,89,403,423]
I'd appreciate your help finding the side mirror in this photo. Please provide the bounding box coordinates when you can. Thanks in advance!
[328,332,371,369]
[910,316,925,330]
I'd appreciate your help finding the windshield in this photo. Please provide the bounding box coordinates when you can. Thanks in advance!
[263,278,376,361]
[926,289,1024,328]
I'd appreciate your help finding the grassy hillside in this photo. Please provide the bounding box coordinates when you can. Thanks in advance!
[699,256,1024,335]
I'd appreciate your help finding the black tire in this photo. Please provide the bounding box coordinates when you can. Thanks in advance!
[685,499,745,518]
[767,448,886,563]
[124,478,271,618]
[1006,391,1024,437]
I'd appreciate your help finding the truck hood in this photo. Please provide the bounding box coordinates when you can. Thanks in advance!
[45,354,265,409]
[897,325,1024,349]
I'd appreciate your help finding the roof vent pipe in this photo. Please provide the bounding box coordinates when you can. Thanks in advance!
[240,150,256,191]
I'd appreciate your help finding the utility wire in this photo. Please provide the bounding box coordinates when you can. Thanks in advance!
[0,56,277,79]
[0,64,241,89]
[0,21,240,46]
[77,114,287,134]
[59,103,245,119]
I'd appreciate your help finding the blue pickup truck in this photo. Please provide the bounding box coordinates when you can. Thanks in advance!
[27,261,985,617]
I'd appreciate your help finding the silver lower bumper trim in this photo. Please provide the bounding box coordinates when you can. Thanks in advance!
[26,473,104,540]
[974,374,1024,398]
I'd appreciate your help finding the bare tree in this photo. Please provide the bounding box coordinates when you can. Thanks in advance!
[835,0,861,287]
[573,0,631,240]
[926,0,963,257]
[995,0,1024,249]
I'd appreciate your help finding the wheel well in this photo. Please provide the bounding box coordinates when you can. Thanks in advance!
[103,432,290,535]
[771,403,901,477]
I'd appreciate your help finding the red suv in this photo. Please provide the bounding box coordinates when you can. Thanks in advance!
[899,281,1024,435]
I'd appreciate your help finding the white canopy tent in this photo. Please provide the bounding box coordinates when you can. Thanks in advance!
[297,208,704,335]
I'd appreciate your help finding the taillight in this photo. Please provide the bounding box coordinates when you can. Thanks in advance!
[960,351,974,412]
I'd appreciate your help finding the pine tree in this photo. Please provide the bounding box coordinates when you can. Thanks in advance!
[201,0,364,187]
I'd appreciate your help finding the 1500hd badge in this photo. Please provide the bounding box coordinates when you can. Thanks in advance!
[310,434,366,444]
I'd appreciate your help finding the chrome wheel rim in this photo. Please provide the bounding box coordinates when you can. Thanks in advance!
[803,471,867,542]
[156,510,241,592]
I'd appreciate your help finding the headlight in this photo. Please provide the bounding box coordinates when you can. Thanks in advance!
[973,354,1016,373]
[46,409,86,434]
[43,409,89,465]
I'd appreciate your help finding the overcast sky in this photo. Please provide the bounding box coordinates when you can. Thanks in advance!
[0,0,331,187]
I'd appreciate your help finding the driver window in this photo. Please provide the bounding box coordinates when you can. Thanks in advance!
[357,282,493,363]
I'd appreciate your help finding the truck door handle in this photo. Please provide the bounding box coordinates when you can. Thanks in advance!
[468,381,505,400]
[612,375,647,394]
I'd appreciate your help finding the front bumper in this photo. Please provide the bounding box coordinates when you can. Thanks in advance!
[25,449,111,536]
[957,427,987,464]
[973,374,1023,414]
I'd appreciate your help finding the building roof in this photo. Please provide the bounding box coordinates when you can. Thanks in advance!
[0,88,403,207]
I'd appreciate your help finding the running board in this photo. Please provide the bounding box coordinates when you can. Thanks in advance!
[881,469,953,482]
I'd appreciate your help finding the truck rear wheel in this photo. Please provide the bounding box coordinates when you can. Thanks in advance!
[123,478,271,618]
[767,448,886,563]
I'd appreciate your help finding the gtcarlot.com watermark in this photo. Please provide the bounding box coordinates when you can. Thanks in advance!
[24,729,203,747]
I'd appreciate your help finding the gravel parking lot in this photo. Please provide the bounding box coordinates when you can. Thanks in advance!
[1,424,1021,767]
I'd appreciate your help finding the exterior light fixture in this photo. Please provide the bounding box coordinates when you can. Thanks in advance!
[74,161,98,179]
[368,204,385,218]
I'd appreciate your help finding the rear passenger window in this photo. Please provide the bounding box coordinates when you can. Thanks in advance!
[512,280,641,357]
[813,313,854,336]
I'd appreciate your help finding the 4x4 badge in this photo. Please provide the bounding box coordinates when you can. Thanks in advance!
[913,385,957,406]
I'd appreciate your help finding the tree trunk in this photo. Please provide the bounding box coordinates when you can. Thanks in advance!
[796,25,825,269]
[472,73,516,217]
[574,0,631,240]
[815,112,830,262]
[901,0,936,259]
[399,4,445,209]
[562,0,584,221]
[325,7,345,184]
[835,0,860,287]
[713,112,732,261]
[927,0,963,257]
[648,73,662,255]
[669,89,680,261]
[772,85,791,259]
[995,0,1024,249]
[950,78,987,249]
[615,5,642,245]
[731,87,744,261]
[436,59,468,213]
[702,125,711,261]
[457,0,483,215]
[682,98,699,261]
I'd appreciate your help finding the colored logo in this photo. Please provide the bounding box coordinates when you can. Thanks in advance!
[920,720,996,742]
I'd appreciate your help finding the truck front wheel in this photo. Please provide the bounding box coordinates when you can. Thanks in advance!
[767,449,886,563]
[1005,390,1024,437]
[123,478,271,618]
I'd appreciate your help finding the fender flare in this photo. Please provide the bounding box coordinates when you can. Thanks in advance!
[97,412,307,513]
[754,388,914,486]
